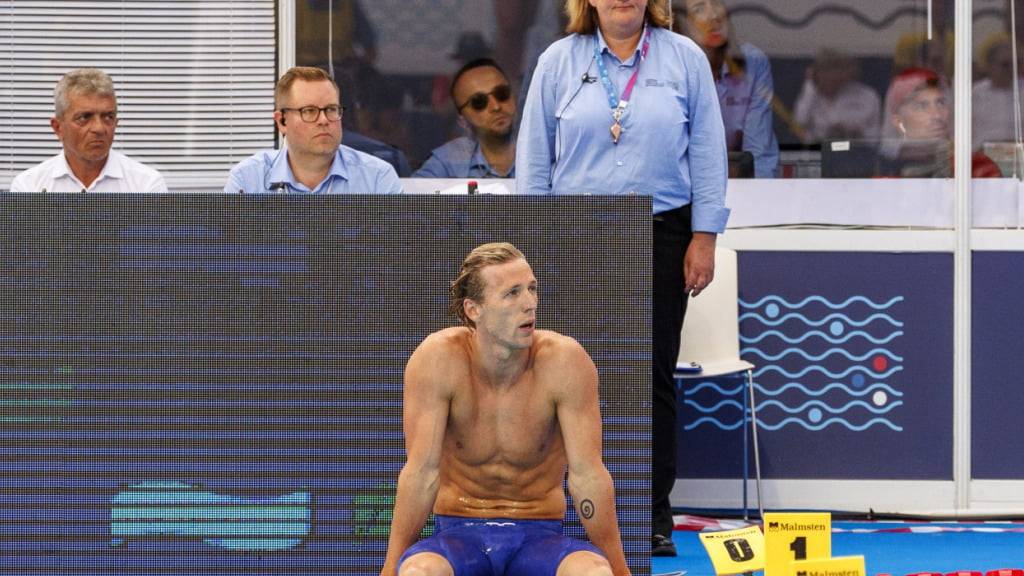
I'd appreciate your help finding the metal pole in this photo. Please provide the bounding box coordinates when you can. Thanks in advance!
[748,369,764,519]
[742,374,749,520]
[952,0,972,512]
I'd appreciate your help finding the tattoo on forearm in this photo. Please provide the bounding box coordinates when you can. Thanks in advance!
[580,499,595,519]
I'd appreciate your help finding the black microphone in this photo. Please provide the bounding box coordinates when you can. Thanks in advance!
[268,182,287,192]
[581,72,596,84]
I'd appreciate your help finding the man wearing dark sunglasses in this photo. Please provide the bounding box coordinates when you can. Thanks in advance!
[225,66,402,194]
[413,58,517,179]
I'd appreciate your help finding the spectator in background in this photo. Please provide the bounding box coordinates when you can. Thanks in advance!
[420,33,499,171]
[10,68,167,193]
[225,66,402,194]
[675,0,779,177]
[414,59,516,178]
[972,32,1019,151]
[881,67,1001,178]
[794,48,882,145]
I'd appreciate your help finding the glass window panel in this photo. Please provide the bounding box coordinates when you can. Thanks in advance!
[682,0,955,181]
[291,0,977,225]
[294,0,566,174]
[293,1,956,180]
[972,0,1023,183]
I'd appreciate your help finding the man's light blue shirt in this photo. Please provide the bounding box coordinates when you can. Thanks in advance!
[515,26,729,232]
[413,136,515,178]
[718,42,779,179]
[224,145,403,194]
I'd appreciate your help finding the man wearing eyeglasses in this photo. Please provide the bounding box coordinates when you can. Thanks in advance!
[413,58,517,178]
[10,68,167,193]
[225,66,402,194]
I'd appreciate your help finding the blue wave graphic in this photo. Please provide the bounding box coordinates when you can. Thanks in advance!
[684,417,746,431]
[756,399,903,415]
[695,291,908,436]
[684,399,745,413]
[756,382,904,398]
[739,295,904,310]
[754,365,903,379]
[740,329,903,345]
[739,311,903,328]
[760,417,903,432]
[741,347,903,363]
[685,416,903,432]
[685,381,903,399]
[684,382,744,396]
[686,398,902,416]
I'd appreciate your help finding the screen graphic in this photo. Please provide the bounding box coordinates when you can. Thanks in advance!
[0,195,650,575]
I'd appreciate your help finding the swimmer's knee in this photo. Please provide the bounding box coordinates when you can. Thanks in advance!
[555,551,613,576]
[398,552,454,576]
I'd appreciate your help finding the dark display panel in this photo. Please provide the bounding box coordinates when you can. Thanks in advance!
[0,195,650,575]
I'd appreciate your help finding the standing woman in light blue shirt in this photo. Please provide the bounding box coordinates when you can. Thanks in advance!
[516,0,729,558]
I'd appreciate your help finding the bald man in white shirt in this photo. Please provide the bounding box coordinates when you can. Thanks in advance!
[10,68,166,193]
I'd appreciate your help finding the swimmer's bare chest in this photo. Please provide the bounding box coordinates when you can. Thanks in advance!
[433,367,567,518]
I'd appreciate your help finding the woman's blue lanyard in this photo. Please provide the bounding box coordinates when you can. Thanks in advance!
[594,27,652,145]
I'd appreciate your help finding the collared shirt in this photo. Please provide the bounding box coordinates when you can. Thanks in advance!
[9,150,167,193]
[413,136,515,178]
[516,25,729,232]
[224,145,403,194]
[716,42,779,178]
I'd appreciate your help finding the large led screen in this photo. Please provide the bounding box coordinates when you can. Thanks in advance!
[0,195,650,575]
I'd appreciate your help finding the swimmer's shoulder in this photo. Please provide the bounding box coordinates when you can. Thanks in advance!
[533,332,599,402]
[405,327,472,384]
[418,326,472,356]
[533,330,594,371]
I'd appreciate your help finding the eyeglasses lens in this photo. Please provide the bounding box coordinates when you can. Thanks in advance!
[299,105,341,122]
[468,85,512,111]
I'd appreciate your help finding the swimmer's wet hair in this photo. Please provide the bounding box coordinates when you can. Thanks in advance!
[449,242,525,328]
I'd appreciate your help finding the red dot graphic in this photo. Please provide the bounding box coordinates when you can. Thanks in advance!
[872,356,888,372]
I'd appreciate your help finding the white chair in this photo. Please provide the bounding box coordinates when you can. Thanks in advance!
[675,246,763,519]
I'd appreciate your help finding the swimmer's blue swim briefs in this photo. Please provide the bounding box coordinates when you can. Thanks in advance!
[397,514,604,575]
